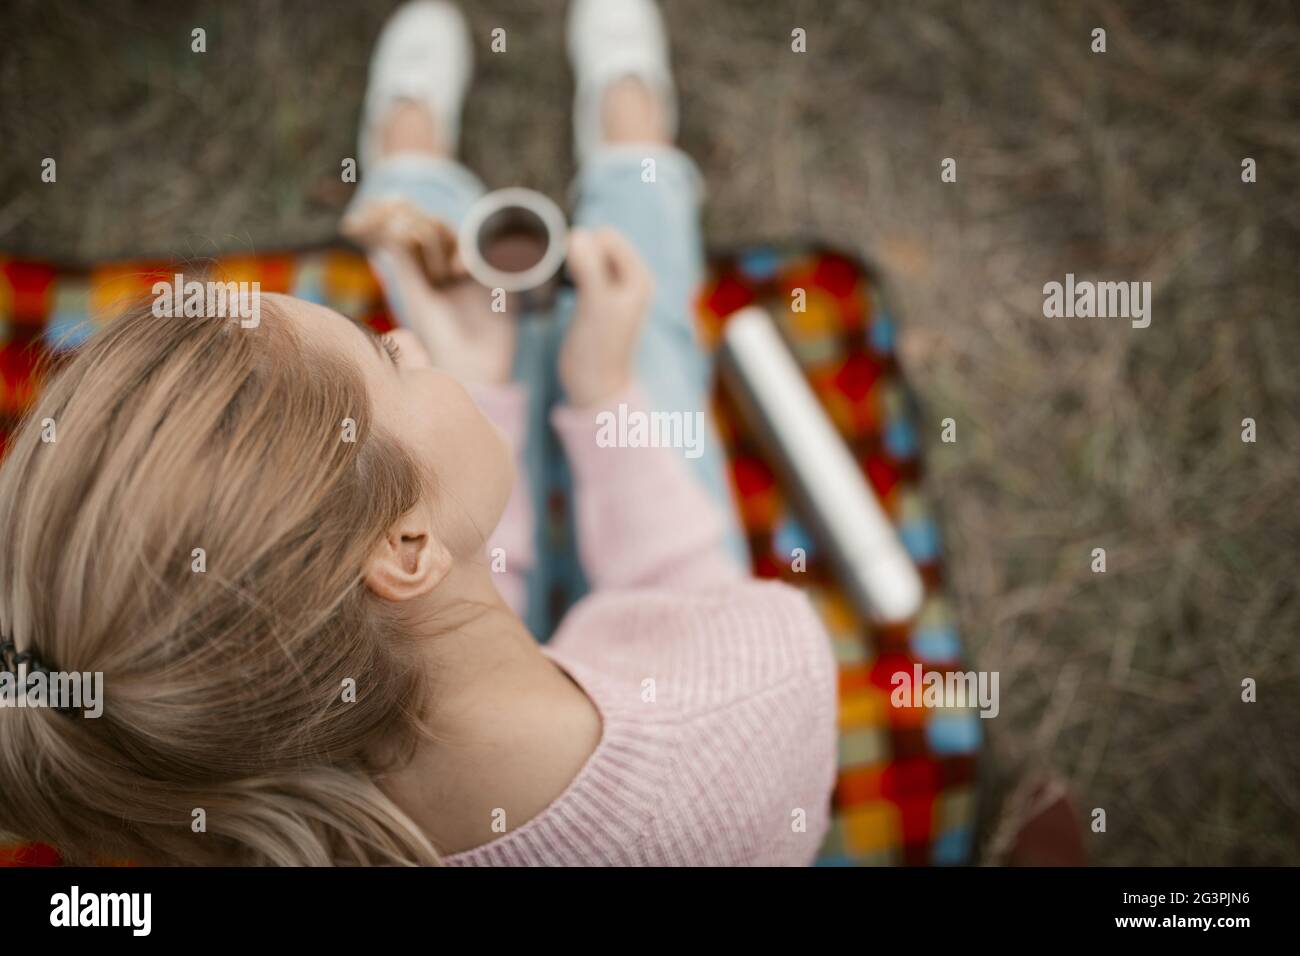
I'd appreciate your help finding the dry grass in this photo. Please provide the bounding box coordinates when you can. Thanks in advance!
[2,0,1298,864]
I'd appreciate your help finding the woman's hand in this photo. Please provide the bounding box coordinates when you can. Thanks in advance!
[342,197,464,286]
[559,227,653,408]
[388,249,516,385]
[344,199,516,386]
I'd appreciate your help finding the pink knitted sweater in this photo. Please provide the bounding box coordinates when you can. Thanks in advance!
[446,382,837,866]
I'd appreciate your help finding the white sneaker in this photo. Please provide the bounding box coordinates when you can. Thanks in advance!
[566,0,677,164]
[358,1,474,170]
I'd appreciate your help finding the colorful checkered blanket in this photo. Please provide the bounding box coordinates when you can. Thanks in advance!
[0,246,977,865]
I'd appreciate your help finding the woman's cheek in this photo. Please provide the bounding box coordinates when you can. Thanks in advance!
[418,379,455,464]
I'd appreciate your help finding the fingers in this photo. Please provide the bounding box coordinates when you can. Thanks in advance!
[339,201,390,247]
[421,218,465,284]
[595,228,642,284]
[566,227,605,291]
[602,229,652,301]
[341,199,462,285]
[567,226,652,297]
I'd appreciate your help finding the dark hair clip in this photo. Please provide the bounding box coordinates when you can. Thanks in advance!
[1,637,76,714]
[2,638,47,673]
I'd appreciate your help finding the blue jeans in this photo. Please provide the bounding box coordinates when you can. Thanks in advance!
[348,148,748,637]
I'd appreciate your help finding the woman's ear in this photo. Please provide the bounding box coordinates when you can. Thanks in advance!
[364,506,452,602]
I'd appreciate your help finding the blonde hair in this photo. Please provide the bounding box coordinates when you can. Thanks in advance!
[0,291,441,865]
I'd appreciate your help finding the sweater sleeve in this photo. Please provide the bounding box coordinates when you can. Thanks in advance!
[467,382,534,618]
[550,381,746,591]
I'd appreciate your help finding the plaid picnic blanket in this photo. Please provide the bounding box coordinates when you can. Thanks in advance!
[0,246,978,866]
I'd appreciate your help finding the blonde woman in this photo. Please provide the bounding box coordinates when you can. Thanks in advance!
[0,0,836,866]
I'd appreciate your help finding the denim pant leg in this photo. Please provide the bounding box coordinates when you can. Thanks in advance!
[568,145,748,564]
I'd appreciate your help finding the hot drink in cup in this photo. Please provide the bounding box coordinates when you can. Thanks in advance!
[458,187,569,310]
